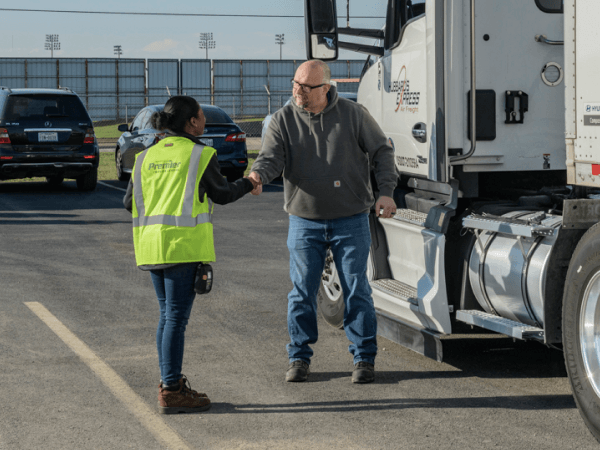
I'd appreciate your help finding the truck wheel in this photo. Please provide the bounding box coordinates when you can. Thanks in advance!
[563,222,600,443]
[76,167,98,192]
[317,249,345,329]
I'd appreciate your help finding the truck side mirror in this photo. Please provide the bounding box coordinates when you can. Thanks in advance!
[305,0,339,61]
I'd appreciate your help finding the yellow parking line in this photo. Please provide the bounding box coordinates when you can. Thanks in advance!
[25,302,191,450]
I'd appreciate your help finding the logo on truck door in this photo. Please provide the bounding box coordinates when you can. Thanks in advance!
[391,65,421,113]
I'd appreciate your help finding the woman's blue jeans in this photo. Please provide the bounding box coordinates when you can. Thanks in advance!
[150,263,197,386]
[286,213,377,365]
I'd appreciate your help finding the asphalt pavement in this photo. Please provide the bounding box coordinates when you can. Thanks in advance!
[0,179,598,449]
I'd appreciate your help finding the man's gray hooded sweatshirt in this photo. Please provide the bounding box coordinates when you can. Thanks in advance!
[252,85,397,220]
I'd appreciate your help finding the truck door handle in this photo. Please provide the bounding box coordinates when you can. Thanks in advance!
[412,123,427,143]
[534,34,563,46]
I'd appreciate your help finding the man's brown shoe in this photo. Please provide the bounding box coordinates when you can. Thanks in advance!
[158,376,211,414]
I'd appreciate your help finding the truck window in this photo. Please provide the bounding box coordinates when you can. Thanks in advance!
[408,0,426,19]
[385,0,426,51]
[535,0,563,13]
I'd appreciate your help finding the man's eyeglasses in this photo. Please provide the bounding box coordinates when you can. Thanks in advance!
[291,79,326,93]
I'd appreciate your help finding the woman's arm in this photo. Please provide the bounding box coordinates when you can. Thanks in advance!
[200,154,254,205]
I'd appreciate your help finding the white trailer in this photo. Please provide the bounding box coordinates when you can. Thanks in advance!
[305,0,600,441]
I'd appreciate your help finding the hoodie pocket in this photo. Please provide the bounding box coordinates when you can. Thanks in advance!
[285,175,371,217]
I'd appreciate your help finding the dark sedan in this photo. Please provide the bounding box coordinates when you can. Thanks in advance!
[115,104,248,181]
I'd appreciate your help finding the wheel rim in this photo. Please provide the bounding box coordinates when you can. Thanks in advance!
[580,269,600,398]
[322,252,342,302]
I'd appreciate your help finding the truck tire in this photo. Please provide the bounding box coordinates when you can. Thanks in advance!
[317,249,345,329]
[563,222,600,443]
[76,167,98,192]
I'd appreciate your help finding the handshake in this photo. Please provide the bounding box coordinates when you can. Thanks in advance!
[244,172,263,196]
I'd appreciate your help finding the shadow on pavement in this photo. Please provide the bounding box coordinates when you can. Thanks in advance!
[209,394,576,414]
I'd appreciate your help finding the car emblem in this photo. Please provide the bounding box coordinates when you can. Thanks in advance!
[45,121,52,127]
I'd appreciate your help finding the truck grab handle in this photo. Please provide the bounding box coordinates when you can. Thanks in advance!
[450,0,476,164]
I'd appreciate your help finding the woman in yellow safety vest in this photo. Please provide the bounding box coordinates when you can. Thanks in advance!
[123,96,258,414]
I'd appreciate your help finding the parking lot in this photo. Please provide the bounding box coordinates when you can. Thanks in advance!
[1,179,598,449]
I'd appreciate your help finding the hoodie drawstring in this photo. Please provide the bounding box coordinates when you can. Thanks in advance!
[307,112,324,135]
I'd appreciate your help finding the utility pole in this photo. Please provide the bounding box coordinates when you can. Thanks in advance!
[45,34,60,58]
[199,33,216,60]
[347,0,350,26]
[114,45,123,59]
[275,34,285,60]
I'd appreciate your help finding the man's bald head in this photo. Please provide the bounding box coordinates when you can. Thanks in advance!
[292,60,331,114]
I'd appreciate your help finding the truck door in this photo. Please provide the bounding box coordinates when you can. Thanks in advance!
[379,0,435,180]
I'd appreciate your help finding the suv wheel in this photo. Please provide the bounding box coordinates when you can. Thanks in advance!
[115,148,130,182]
[76,167,98,191]
[46,176,64,186]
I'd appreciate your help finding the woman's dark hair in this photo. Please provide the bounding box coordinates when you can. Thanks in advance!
[150,95,200,134]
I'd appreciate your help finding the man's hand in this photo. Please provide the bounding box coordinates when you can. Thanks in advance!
[247,171,263,196]
[375,195,397,218]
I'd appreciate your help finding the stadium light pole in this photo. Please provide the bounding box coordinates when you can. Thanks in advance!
[199,33,216,60]
[114,45,123,59]
[45,34,60,58]
[275,34,285,60]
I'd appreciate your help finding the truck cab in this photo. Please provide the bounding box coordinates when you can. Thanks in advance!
[305,0,600,442]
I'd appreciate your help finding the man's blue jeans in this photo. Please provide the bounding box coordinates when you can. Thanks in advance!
[150,263,197,386]
[286,213,377,365]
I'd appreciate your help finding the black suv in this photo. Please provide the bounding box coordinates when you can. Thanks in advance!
[0,87,99,191]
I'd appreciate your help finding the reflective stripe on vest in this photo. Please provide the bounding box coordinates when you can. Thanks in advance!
[132,143,212,228]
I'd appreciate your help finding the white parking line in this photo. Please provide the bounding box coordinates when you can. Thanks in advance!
[24,302,192,450]
[98,180,127,192]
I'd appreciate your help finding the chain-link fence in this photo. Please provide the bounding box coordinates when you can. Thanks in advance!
[0,57,363,140]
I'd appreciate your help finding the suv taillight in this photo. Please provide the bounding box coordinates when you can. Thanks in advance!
[83,128,95,144]
[225,132,246,142]
[0,128,11,144]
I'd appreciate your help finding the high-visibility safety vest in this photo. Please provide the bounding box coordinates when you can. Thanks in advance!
[132,136,216,266]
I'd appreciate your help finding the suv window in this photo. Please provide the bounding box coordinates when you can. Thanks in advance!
[131,109,148,131]
[4,94,88,122]
[535,0,563,13]
[202,107,233,124]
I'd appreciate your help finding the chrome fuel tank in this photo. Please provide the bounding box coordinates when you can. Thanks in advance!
[467,212,563,327]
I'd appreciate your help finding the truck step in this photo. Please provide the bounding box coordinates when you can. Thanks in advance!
[455,310,544,341]
[376,308,443,362]
[371,279,418,305]
[393,208,428,227]
[462,213,558,237]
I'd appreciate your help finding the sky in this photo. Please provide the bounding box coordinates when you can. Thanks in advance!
[0,0,388,61]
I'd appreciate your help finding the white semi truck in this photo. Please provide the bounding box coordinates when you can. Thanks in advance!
[304,0,600,441]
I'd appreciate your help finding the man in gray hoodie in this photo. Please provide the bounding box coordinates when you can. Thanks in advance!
[249,60,397,383]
